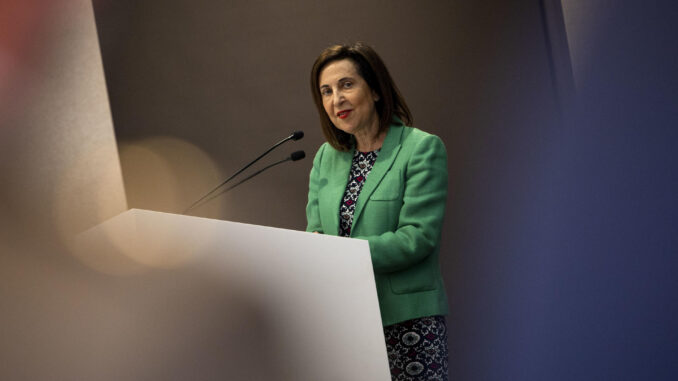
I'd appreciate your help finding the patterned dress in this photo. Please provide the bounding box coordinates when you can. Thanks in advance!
[339,149,449,381]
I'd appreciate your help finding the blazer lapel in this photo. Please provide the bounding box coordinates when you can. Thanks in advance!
[351,124,403,233]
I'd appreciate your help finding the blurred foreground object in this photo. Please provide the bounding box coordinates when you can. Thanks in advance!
[0,0,127,242]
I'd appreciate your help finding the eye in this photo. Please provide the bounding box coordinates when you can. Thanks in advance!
[320,87,332,96]
[342,81,353,89]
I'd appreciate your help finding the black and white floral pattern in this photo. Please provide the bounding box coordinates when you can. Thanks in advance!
[384,316,448,380]
[339,149,379,237]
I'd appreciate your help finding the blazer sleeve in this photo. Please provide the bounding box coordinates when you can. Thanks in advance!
[355,134,448,274]
[305,143,326,233]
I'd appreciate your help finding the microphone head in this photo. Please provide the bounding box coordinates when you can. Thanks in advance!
[290,150,306,161]
[291,131,304,141]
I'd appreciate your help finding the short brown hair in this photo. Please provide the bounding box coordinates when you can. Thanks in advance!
[310,42,413,151]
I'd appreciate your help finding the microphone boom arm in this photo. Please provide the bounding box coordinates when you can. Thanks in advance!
[197,157,291,207]
[183,131,302,213]
[183,149,305,214]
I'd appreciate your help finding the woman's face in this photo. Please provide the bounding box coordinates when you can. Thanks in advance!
[318,59,379,138]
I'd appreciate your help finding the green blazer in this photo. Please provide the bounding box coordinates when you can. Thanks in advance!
[306,123,449,326]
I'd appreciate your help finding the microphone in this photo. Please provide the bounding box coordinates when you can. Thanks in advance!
[290,150,306,161]
[191,150,306,211]
[290,131,304,141]
[183,131,303,214]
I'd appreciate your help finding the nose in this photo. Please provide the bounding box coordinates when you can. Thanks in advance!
[332,89,344,107]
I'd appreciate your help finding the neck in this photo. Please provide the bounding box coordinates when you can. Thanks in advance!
[354,119,386,152]
[355,132,385,152]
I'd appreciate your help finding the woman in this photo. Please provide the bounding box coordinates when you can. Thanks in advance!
[306,42,450,380]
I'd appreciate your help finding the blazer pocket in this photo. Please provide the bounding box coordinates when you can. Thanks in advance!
[370,169,403,201]
[388,259,437,294]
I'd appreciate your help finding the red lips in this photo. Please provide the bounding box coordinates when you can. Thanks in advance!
[337,110,352,119]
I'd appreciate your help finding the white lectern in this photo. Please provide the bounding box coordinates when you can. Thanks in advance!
[76,209,390,380]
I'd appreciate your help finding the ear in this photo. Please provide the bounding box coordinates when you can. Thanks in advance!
[372,90,380,102]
